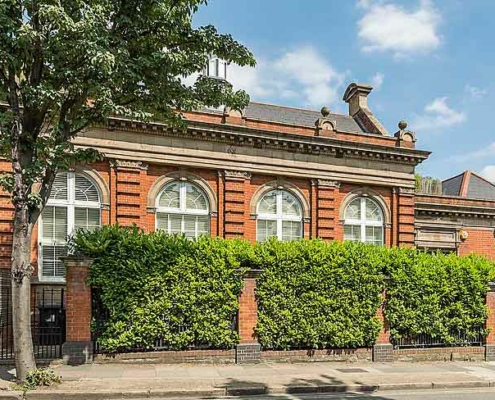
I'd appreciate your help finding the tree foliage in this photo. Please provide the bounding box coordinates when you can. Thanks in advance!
[0,0,255,210]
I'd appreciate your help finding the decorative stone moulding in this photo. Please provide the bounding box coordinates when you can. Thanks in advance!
[110,159,149,170]
[315,106,337,136]
[394,121,417,145]
[223,170,252,180]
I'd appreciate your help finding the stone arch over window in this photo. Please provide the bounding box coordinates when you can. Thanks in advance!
[147,171,217,213]
[250,179,310,220]
[338,187,391,226]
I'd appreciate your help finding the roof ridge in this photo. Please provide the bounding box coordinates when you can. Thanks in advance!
[248,101,351,118]
[470,170,495,188]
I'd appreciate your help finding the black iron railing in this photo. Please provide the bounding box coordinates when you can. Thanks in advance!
[0,270,66,361]
[391,327,485,349]
[91,289,237,354]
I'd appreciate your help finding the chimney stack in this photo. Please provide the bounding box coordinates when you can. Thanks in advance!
[342,82,389,136]
[342,83,373,117]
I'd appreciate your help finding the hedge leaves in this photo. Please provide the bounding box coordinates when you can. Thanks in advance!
[253,239,384,350]
[73,225,250,352]
[72,226,495,352]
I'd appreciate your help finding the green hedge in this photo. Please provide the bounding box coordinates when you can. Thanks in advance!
[72,225,252,352]
[72,227,495,352]
[384,248,495,345]
[252,239,384,350]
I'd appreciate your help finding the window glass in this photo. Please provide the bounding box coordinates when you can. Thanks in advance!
[256,190,303,241]
[40,172,101,280]
[343,197,384,245]
[156,181,210,238]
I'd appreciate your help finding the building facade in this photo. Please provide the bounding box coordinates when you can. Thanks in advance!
[1,77,495,292]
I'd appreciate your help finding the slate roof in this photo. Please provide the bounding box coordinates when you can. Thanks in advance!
[245,102,366,134]
[442,171,495,200]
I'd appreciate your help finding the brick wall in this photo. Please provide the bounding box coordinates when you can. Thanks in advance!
[458,229,495,259]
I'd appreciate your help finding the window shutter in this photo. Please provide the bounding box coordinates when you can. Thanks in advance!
[185,184,208,211]
[42,244,67,278]
[282,221,302,241]
[183,214,197,238]
[74,208,100,231]
[344,225,360,242]
[169,214,182,234]
[49,173,68,200]
[257,220,276,242]
[159,183,180,209]
[75,175,100,202]
[42,206,67,242]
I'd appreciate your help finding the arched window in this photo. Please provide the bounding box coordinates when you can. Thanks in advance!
[256,190,302,242]
[156,181,210,238]
[39,172,101,280]
[343,197,384,245]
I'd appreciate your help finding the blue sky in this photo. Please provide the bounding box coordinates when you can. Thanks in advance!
[194,0,495,182]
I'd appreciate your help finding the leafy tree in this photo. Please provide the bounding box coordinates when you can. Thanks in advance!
[0,0,254,380]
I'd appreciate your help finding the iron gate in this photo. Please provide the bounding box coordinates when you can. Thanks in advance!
[0,271,66,361]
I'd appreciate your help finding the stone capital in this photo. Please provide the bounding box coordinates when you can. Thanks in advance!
[110,159,149,170]
[398,187,415,196]
[223,170,252,180]
[317,179,341,188]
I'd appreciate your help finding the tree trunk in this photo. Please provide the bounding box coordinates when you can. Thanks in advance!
[11,207,36,381]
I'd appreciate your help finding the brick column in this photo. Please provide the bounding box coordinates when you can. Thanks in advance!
[61,256,94,365]
[223,170,251,239]
[236,269,262,364]
[315,179,339,241]
[485,282,495,360]
[373,289,393,362]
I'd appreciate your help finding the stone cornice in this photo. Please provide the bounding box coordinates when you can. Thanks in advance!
[105,117,430,166]
[415,201,495,219]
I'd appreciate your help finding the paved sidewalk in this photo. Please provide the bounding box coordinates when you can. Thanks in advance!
[4,361,495,399]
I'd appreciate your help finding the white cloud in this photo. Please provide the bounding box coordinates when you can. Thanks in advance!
[371,72,384,89]
[229,46,345,108]
[357,0,441,58]
[412,97,466,131]
[450,142,495,162]
[465,84,487,100]
[481,166,495,183]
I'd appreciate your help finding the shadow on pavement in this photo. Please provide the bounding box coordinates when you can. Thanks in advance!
[222,373,397,399]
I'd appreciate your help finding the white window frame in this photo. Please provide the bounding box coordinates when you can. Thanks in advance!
[155,181,210,238]
[38,172,101,282]
[256,190,303,241]
[343,197,384,245]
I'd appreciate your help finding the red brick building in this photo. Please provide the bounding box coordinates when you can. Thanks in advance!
[1,78,495,291]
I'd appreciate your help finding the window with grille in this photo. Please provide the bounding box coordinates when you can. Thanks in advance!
[39,172,101,280]
[343,197,384,245]
[256,190,303,242]
[155,181,210,238]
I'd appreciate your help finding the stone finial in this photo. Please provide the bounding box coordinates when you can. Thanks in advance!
[394,120,417,146]
[321,106,330,117]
